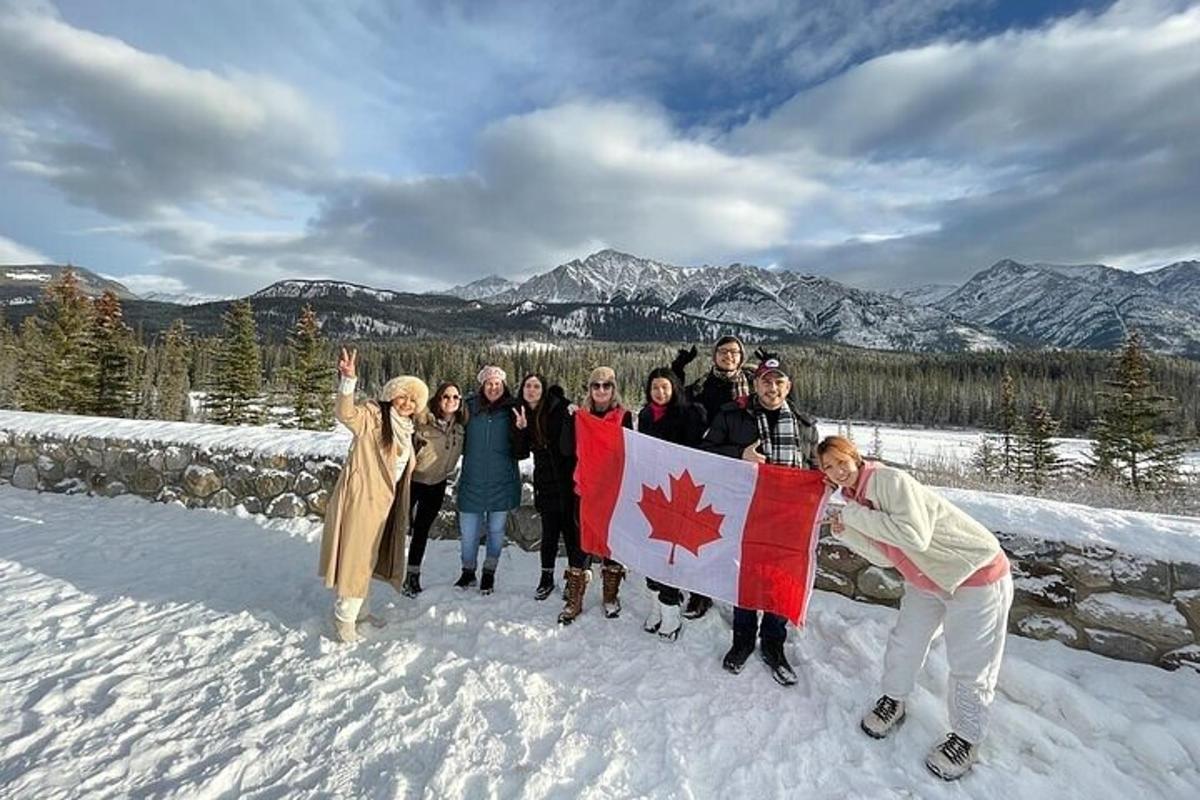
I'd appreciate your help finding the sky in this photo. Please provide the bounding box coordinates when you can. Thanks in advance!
[1,0,1198,299]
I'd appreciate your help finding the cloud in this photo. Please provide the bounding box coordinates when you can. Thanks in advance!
[0,5,336,219]
[0,233,49,263]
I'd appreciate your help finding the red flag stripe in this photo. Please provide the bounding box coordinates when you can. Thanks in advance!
[737,465,827,624]
[574,412,626,559]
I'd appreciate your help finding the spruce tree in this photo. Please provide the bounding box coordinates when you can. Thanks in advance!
[207,300,264,425]
[971,435,1001,480]
[1021,399,1062,489]
[91,290,139,417]
[285,304,333,429]
[1091,330,1186,491]
[998,369,1018,477]
[156,319,192,421]
[17,268,96,413]
[0,309,17,408]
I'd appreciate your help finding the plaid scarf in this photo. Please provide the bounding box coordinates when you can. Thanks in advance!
[710,365,751,403]
[754,400,801,468]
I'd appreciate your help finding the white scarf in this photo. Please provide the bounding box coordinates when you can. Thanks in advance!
[389,410,414,482]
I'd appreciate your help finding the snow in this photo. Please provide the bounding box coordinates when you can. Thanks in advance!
[4,270,50,281]
[1,486,1198,798]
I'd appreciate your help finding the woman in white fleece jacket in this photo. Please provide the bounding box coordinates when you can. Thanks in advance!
[818,435,1013,782]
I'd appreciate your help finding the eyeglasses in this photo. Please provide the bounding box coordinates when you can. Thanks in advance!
[715,347,741,356]
[590,381,614,390]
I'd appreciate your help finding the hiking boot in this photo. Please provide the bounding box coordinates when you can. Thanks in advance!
[722,641,755,674]
[760,641,797,686]
[332,614,361,644]
[861,695,906,739]
[401,571,422,598]
[601,564,625,618]
[657,601,682,641]
[480,567,496,595]
[925,732,977,781]
[682,594,712,620]
[534,569,556,601]
[559,567,589,625]
[643,602,662,634]
[454,568,476,589]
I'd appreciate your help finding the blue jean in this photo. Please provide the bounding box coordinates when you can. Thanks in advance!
[459,510,508,571]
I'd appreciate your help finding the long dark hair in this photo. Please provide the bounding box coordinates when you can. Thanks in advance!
[520,372,551,448]
[644,367,685,412]
[431,381,468,426]
[376,398,395,450]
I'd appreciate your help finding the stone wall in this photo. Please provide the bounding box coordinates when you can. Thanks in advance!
[2,421,1197,673]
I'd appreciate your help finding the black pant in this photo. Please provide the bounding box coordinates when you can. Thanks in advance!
[538,503,577,571]
[732,607,787,647]
[645,578,683,606]
[407,479,448,569]
[560,495,589,569]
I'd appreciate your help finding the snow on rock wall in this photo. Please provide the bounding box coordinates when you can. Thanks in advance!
[1,410,1197,672]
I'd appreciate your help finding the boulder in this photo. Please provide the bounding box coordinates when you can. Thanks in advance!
[1076,593,1194,648]
[182,465,222,498]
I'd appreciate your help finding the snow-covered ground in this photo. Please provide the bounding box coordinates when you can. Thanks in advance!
[1,487,1198,799]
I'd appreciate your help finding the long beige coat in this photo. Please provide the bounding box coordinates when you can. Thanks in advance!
[319,391,431,597]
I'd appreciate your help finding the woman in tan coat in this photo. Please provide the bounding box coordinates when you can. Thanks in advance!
[319,347,431,643]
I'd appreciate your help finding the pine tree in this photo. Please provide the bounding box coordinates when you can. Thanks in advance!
[17,268,97,413]
[869,424,884,459]
[1020,399,1062,489]
[971,435,1001,480]
[285,304,332,430]
[207,300,264,425]
[91,290,139,417]
[156,319,192,421]
[1091,330,1186,491]
[0,309,17,408]
[998,369,1018,477]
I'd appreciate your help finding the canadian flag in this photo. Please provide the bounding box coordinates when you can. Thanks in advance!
[574,411,828,625]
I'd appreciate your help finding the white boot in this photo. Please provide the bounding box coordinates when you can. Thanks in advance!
[925,732,977,781]
[333,597,363,643]
[657,602,682,641]
[356,595,387,629]
[861,695,906,739]
[643,602,662,633]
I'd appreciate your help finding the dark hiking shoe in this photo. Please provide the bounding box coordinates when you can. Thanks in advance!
[454,568,476,589]
[682,594,712,620]
[480,568,496,595]
[401,572,422,598]
[760,642,798,687]
[534,569,556,601]
[722,642,755,674]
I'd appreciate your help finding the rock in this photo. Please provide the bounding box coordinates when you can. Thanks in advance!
[36,454,63,482]
[42,441,69,463]
[1,450,16,480]
[1015,613,1082,646]
[224,465,259,496]
[1110,554,1171,598]
[255,469,293,499]
[156,487,185,506]
[266,493,307,519]
[1159,644,1200,673]
[96,479,128,498]
[11,463,39,490]
[182,465,222,498]
[521,481,535,507]
[857,567,904,601]
[294,471,321,495]
[507,507,540,552]
[81,448,105,469]
[242,497,263,515]
[129,466,163,495]
[306,490,329,517]
[1175,589,1200,632]
[818,540,870,575]
[162,446,191,472]
[1174,563,1200,591]
[1059,554,1113,590]
[53,478,89,495]
[1014,572,1075,609]
[815,568,855,598]
[1085,629,1159,664]
[207,489,238,510]
[1076,593,1194,648]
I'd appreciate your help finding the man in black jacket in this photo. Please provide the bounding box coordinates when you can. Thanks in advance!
[701,353,819,686]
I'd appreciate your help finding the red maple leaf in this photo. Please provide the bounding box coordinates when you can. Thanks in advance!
[637,469,725,564]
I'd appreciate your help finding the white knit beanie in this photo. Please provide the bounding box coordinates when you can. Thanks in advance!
[477,365,507,386]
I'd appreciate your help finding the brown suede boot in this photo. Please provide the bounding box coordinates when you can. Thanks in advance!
[601,563,625,618]
[558,567,589,625]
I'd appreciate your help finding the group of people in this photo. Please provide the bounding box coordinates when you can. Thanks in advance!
[317,335,1013,781]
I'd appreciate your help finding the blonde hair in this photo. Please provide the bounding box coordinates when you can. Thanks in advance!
[581,366,623,412]
[379,375,429,418]
[816,435,863,466]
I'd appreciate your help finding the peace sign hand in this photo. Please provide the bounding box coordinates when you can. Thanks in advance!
[513,405,528,430]
[338,346,357,379]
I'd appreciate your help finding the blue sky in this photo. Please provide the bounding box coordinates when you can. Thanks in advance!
[1,0,1197,298]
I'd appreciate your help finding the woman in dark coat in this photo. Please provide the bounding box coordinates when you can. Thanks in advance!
[455,365,521,595]
[636,366,707,640]
[513,373,578,600]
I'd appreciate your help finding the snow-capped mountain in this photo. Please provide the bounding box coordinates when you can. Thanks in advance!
[0,264,136,305]
[441,275,519,301]
[939,259,1200,357]
[886,284,960,306]
[140,290,233,306]
[477,250,1008,352]
[251,279,410,304]
[1142,260,1200,312]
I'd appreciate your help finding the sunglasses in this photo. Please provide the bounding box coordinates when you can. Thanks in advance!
[590,381,614,390]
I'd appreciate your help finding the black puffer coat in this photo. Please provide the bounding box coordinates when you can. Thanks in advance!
[513,388,576,516]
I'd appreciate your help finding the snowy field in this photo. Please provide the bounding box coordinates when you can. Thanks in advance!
[1,487,1198,799]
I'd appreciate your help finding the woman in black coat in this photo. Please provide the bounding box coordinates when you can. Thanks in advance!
[513,373,578,601]
[637,366,707,641]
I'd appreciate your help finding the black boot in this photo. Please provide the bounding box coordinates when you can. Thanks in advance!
[722,640,755,674]
[401,571,422,598]
[760,641,798,687]
[682,593,712,619]
[534,569,556,601]
[454,568,476,589]
[480,567,496,595]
